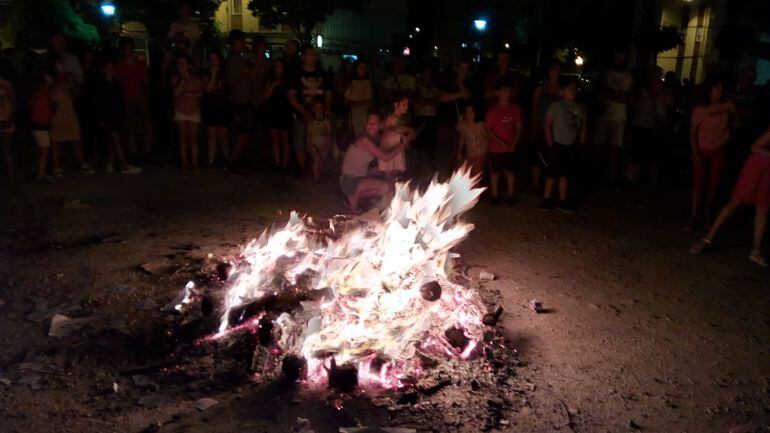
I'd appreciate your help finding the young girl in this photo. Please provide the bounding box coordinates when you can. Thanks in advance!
[263,58,293,168]
[379,93,416,181]
[171,54,203,171]
[50,56,92,176]
[30,74,54,181]
[202,50,229,166]
[690,75,737,227]
[307,98,331,180]
[457,104,487,176]
[0,71,14,178]
[341,113,409,213]
[691,125,770,266]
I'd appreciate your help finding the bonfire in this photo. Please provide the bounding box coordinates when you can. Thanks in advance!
[186,167,489,390]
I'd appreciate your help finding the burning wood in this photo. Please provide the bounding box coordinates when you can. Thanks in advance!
[195,167,492,389]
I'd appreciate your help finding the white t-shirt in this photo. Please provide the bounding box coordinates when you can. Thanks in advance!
[602,69,633,122]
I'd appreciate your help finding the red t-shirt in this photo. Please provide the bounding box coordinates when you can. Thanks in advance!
[485,103,521,153]
[115,59,148,104]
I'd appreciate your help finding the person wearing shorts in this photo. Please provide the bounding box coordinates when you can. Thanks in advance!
[171,54,203,171]
[542,77,586,212]
[288,46,332,174]
[485,79,522,205]
[595,50,633,187]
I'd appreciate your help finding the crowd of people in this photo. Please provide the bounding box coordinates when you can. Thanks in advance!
[0,7,769,266]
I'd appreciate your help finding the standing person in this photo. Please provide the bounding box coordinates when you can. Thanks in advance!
[690,75,737,227]
[92,60,141,174]
[115,37,152,158]
[287,46,332,173]
[171,54,203,171]
[595,49,634,188]
[44,34,84,89]
[282,39,301,81]
[457,104,487,176]
[379,93,417,181]
[307,98,332,180]
[690,124,770,267]
[381,55,416,106]
[345,60,373,137]
[530,60,562,191]
[225,31,254,165]
[436,60,472,180]
[412,67,439,174]
[0,70,14,178]
[263,58,292,168]
[542,77,587,212]
[484,51,519,108]
[341,112,409,213]
[202,50,229,166]
[485,79,523,205]
[251,37,271,107]
[30,74,54,181]
[629,67,672,185]
[167,3,201,61]
[50,56,92,176]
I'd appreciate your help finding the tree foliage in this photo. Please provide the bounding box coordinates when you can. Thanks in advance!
[1,0,100,46]
[247,0,367,45]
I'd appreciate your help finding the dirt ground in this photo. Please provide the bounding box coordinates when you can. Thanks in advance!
[0,166,768,433]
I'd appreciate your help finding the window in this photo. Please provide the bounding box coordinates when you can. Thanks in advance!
[231,0,242,16]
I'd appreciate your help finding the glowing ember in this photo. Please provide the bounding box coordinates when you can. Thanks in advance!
[210,167,487,388]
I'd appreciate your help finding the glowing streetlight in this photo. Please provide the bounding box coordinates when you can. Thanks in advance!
[473,19,487,31]
[415,27,421,33]
[402,47,411,56]
[316,34,323,48]
[100,2,116,16]
[504,42,510,49]
[433,45,438,50]
[409,34,413,39]
[574,56,584,66]
[461,42,467,48]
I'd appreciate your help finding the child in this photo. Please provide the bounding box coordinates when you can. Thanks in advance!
[341,112,409,212]
[379,93,416,181]
[542,76,587,212]
[485,79,523,205]
[50,56,93,175]
[457,104,487,176]
[172,54,203,171]
[307,98,331,180]
[691,124,770,267]
[690,75,737,227]
[92,60,141,174]
[30,74,54,181]
[0,71,14,178]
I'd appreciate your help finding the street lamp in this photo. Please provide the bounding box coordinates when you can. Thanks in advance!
[504,42,510,49]
[473,19,487,31]
[574,56,584,66]
[100,2,116,16]
[415,27,421,33]
[316,34,323,48]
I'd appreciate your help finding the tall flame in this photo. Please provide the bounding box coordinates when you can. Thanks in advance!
[216,167,487,387]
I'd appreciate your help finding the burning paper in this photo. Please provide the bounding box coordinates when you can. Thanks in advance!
[212,167,487,388]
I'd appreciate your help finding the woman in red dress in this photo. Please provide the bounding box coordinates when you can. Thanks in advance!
[691,125,770,266]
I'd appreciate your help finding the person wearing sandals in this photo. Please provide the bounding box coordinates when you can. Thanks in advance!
[691,124,770,267]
